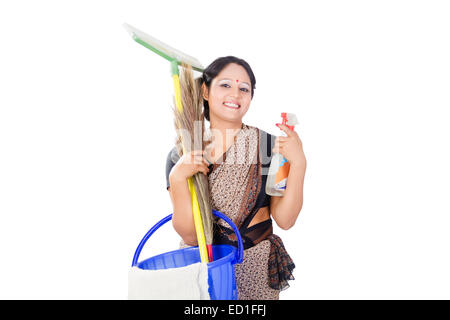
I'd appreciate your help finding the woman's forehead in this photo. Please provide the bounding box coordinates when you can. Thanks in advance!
[218,78,250,87]
[217,63,251,83]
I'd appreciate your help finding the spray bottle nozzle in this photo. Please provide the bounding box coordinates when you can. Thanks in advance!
[278,112,298,131]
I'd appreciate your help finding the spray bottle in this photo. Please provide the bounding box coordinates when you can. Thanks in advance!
[266,112,299,196]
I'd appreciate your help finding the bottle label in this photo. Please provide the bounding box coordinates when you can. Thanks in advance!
[275,159,290,185]
[279,157,287,167]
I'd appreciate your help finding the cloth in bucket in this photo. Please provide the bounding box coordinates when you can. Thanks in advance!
[128,262,210,300]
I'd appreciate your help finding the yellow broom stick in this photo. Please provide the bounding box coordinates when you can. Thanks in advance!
[173,74,209,264]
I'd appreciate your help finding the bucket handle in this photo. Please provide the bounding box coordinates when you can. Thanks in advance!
[131,209,243,266]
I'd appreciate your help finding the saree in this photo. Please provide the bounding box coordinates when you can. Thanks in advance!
[205,123,295,298]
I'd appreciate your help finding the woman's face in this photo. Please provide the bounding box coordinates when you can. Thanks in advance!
[203,63,252,124]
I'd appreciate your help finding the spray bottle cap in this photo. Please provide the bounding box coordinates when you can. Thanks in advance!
[280,112,299,131]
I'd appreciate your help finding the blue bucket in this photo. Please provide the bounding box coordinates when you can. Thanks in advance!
[131,210,243,300]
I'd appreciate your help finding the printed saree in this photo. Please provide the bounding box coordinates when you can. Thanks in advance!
[206,123,295,291]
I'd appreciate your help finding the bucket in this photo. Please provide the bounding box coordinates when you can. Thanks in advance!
[131,210,243,300]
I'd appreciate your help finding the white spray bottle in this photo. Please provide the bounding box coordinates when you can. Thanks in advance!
[266,112,299,196]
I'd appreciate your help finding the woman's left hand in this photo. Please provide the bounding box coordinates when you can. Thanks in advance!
[273,123,306,168]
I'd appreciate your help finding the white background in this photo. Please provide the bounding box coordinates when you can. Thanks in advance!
[1,0,449,299]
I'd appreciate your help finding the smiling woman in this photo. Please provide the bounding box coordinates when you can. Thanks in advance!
[200,57,256,123]
[166,56,302,300]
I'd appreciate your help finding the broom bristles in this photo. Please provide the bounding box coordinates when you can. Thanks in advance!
[172,62,214,248]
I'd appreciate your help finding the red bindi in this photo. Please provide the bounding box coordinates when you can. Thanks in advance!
[236,80,239,83]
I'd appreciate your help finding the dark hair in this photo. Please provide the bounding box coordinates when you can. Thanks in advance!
[199,56,256,121]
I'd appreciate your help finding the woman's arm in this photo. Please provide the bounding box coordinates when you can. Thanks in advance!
[269,123,307,230]
[270,162,305,230]
[168,176,198,246]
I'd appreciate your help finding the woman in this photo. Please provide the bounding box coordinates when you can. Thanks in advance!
[165,56,306,300]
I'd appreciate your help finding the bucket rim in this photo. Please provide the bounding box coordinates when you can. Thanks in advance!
[132,210,243,267]
[136,244,238,270]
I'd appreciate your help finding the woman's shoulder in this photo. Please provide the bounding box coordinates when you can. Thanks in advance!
[166,145,181,165]
[246,125,276,166]
[258,127,276,142]
[245,124,276,142]
[255,126,276,147]
[165,146,182,190]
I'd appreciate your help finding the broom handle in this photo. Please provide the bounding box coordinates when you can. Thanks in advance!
[171,65,209,264]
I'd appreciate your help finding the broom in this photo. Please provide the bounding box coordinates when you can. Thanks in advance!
[123,23,211,263]
[172,62,214,262]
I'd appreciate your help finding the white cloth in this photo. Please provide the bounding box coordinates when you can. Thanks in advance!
[128,262,210,300]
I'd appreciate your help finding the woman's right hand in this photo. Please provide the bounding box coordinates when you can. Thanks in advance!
[169,150,210,182]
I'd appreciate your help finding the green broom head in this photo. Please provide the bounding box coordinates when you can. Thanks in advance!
[123,23,204,74]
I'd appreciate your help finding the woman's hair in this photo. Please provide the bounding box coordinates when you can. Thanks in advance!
[198,56,256,121]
